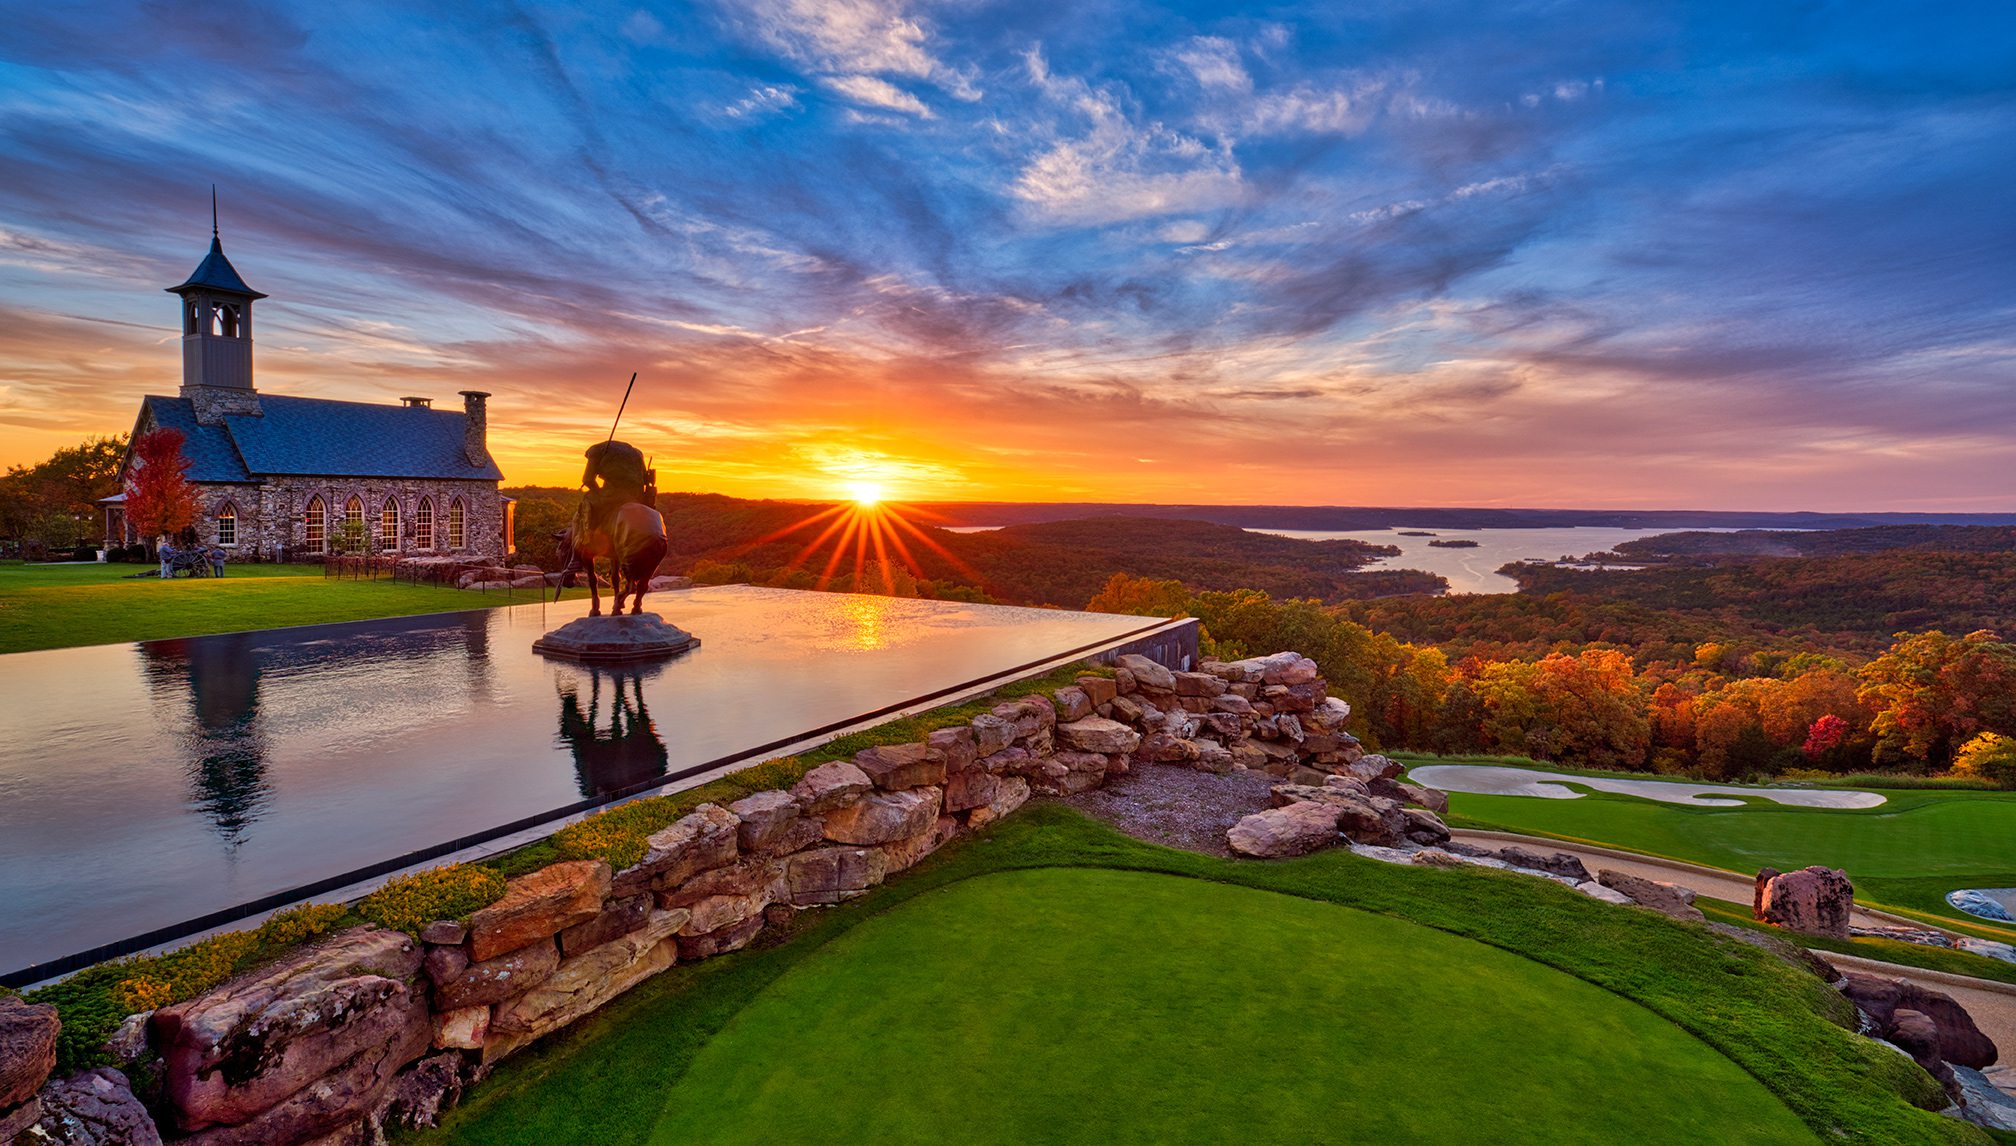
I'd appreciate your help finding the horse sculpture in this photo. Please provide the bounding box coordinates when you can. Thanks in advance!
[556,501,668,616]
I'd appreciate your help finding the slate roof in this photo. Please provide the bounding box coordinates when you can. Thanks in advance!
[167,236,267,299]
[140,394,503,482]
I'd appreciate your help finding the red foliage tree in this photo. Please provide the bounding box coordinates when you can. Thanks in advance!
[125,428,200,546]
[1802,714,1850,759]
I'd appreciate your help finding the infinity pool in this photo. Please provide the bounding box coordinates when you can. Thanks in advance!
[0,587,1167,978]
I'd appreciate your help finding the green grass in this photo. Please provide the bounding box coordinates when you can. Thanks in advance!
[1695,897,2016,987]
[655,868,1814,1145]
[0,561,569,654]
[425,806,1985,1146]
[1418,762,2016,937]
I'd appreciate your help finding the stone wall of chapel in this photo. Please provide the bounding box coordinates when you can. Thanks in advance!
[189,478,506,562]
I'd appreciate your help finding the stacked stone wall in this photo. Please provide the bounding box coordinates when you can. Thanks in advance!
[186,478,505,563]
[0,650,1368,1145]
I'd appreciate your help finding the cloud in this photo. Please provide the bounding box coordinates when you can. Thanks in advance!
[723,84,801,118]
[822,74,933,117]
[733,0,978,101]
[1170,36,1251,95]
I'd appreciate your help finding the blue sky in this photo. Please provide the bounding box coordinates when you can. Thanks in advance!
[1,0,2012,507]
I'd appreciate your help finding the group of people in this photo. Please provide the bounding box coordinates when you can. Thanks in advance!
[157,526,227,579]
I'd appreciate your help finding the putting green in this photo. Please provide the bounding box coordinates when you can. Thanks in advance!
[652,868,1814,1145]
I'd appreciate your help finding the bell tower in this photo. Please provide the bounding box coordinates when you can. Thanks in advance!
[169,190,267,424]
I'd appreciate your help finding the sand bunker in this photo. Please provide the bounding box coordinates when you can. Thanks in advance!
[1408,764,1887,809]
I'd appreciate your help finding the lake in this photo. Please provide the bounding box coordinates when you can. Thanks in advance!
[1251,526,1728,594]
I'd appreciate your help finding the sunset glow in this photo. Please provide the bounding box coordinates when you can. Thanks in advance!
[847,482,885,508]
[0,4,2010,509]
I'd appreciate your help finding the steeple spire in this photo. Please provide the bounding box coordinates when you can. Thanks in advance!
[211,185,218,239]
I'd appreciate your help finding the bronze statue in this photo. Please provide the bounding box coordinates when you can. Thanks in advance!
[559,438,667,616]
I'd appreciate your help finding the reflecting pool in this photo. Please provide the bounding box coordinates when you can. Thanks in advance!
[0,587,1161,976]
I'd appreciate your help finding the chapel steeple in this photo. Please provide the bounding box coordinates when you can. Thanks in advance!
[168,190,267,423]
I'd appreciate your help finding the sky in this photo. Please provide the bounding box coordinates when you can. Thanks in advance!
[0,1,2012,509]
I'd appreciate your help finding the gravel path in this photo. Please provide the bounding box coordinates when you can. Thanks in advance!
[1063,764,1275,856]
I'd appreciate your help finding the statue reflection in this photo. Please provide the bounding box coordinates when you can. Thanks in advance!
[555,664,670,798]
[141,633,268,846]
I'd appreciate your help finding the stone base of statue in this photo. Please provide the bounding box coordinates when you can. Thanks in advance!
[533,613,700,663]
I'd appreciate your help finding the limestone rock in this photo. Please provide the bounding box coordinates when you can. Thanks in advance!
[727,790,803,853]
[467,860,611,962]
[676,915,765,961]
[679,890,772,937]
[2,1097,41,1143]
[610,803,740,896]
[431,1006,489,1051]
[1077,675,1118,707]
[487,909,687,1061]
[0,996,60,1110]
[1596,870,1704,922]
[657,857,784,910]
[418,920,466,946]
[1173,671,1227,698]
[152,927,430,1139]
[882,816,961,873]
[790,761,874,814]
[1052,686,1093,721]
[1400,807,1451,846]
[853,742,945,790]
[1498,846,1592,883]
[1227,803,1342,859]
[1115,653,1176,692]
[1340,754,1402,783]
[1333,794,1411,848]
[965,776,1031,830]
[1057,716,1141,755]
[1841,972,1998,1069]
[926,727,978,776]
[970,713,1016,755]
[823,787,942,846]
[1754,865,1855,939]
[559,893,653,958]
[783,846,889,906]
[26,1067,161,1146]
[943,768,1002,813]
[433,939,560,1010]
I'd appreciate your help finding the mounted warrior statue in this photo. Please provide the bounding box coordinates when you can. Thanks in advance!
[556,376,669,615]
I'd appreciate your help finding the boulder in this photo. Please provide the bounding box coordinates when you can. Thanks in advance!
[1077,675,1118,707]
[1577,881,1637,906]
[1332,794,1411,848]
[1840,972,1998,1069]
[152,927,430,1139]
[926,726,978,775]
[487,909,687,1061]
[25,1067,161,1146]
[418,920,466,946]
[1259,653,1321,685]
[1498,846,1592,883]
[1754,865,1855,939]
[1393,781,1449,814]
[969,713,1017,755]
[1052,686,1093,721]
[1400,807,1451,846]
[965,776,1031,830]
[558,893,653,958]
[853,742,945,790]
[1114,653,1176,692]
[1193,741,1236,774]
[467,860,611,962]
[610,803,740,896]
[1048,751,1113,795]
[823,788,943,846]
[1136,732,1201,764]
[1340,754,1402,783]
[431,1006,489,1052]
[789,761,874,813]
[1752,866,1781,918]
[943,768,1002,813]
[882,816,961,873]
[361,1052,470,1139]
[783,846,889,906]
[727,790,804,854]
[1173,671,1227,698]
[1057,716,1141,755]
[1,1097,39,1143]
[1226,803,1343,859]
[0,996,60,1110]
[1889,1009,1957,1094]
[676,914,765,961]
[679,891,772,937]
[432,939,560,1010]
[1596,870,1704,922]
[658,857,784,910]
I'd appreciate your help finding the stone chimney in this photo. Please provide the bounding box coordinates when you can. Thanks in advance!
[459,391,490,467]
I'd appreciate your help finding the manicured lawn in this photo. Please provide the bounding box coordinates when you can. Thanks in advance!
[656,868,1814,1145]
[427,806,1983,1146]
[1423,765,2016,937]
[0,561,564,653]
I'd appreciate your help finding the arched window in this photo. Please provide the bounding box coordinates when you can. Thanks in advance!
[304,496,326,554]
[447,497,465,549]
[379,497,399,550]
[216,503,237,547]
[185,301,201,336]
[219,304,240,338]
[343,496,365,553]
[415,497,435,549]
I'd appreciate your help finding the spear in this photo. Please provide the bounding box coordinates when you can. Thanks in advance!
[606,371,638,444]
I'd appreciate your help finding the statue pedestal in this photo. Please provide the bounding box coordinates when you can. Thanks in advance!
[533,613,699,663]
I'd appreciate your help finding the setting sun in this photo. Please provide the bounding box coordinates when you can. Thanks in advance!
[846,481,884,507]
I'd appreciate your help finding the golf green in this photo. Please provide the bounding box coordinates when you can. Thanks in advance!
[650,868,1814,1145]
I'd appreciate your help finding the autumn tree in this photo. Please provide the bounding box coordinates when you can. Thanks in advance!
[125,428,200,547]
[1472,649,1650,769]
[1952,733,2016,788]
[1086,572,1192,619]
[1857,630,2016,768]
[0,433,126,547]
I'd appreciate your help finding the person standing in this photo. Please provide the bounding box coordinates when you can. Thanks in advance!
[157,533,173,579]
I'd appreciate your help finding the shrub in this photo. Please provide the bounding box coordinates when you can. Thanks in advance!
[355,865,508,936]
[1952,732,2016,789]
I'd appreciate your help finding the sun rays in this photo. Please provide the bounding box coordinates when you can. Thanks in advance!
[725,494,985,595]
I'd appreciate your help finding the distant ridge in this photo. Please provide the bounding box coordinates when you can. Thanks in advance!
[912,504,2016,531]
